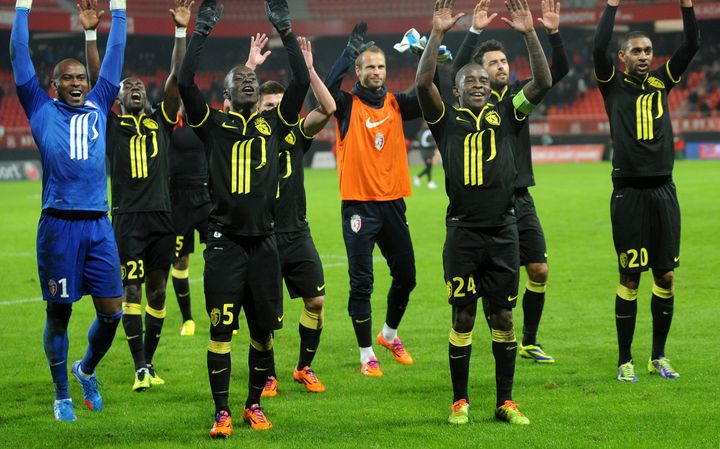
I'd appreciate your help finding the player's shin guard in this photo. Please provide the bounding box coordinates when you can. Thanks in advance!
[208,340,232,415]
[144,305,166,365]
[172,267,193,322]
[44,305,72,400]
[122,302,146,370]
[491,328,517,407]
[385,281,413,329]
[651,284,674,360]
[616,285,638,365]
[82,310,122,375]
[449,329,472,402]
[522,280,546,346]
[248,337,273,408]
[298,308,323,369]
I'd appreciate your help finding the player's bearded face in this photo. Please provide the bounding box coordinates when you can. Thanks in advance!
[482,50,510,90]
[620,37,653,76]
[456,66,490,112]
[53,62,89,108]
[228,68,259,111]
[356,51,386,90]
[119,78,147,114]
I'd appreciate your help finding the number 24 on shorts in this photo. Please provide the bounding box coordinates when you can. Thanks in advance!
[447,275,477,300]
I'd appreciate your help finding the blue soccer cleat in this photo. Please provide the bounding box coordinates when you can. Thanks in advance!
[648,357,680,379]
[71,360,103,411]
[54,398,76,422]
[617,361,638,383]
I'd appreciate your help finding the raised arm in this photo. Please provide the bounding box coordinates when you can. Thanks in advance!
[538,0,568,85]
[11,1,49,117]
[502,0,551,104]
[163,0,193,119]
[78,0,104,85]
[244,33,271,71]
[96,0,126,87]
[452,0,496,84]
[666,0,700,82]
[324,22,373,100]
[298,36,336,137]
[265,0,310,128]
[593,1,619,82]
[417,0,464,122]
[178,0,222,126]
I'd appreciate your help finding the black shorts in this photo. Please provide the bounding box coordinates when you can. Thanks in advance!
[171,186,211,258]
[277,229,325,299]
[514,188,547,265]
[610,180,680,274]
[203,231,283,333]
[113,211,175,285]
[443,224,519,309]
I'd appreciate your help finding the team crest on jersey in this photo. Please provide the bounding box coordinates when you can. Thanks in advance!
[350,214,362,233]
[485,110,501,126]
[254,117,272,136]
[48,280,58,297]
[374,132,385,151]
[210,308,221,327]
[647,76,665,90]
[285,131,296,145]
[142,118,159,130]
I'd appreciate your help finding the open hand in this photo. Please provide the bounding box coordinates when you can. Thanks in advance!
[500,0,535,34]
[77,0,104,31]
[472,0,497,30]
[537,0,560,33]
[433,0,465,34]
[170,0,194,28]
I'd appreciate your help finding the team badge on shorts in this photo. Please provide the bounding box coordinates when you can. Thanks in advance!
[210,308,221,327]
[48,280,58,297]
[350,214,362,233]
[374,132,385,151]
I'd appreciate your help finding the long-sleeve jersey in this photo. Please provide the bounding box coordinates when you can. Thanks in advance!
[11,7,126,214]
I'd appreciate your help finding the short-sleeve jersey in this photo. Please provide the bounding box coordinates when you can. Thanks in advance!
[191,106,297,237]
[335,93,412,201]
[427,101,523,228]
[16,76,118,212]
[275,120,314,233]
[170,122,208,187]
[597,62,680,178]
[107,103,177,215]
[492,82,534,188]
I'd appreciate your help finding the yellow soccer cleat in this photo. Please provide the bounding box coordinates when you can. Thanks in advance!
[448,399,469,425]
[132,368,151,392]
[495,400,530,425]
[180,320,196,336]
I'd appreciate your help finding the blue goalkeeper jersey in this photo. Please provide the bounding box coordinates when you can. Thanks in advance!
[17,77,118,212]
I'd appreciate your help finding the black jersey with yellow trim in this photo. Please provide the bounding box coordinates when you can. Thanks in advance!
[275,119,314,233]
[170,123,207,188]
[107,102,177,215]
[188,104,298,237]
[598,62,680,179]
[491,82,534,188]
[427,100,521,228]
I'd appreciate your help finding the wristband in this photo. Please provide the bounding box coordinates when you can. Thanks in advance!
[175,27,187,38]
[85,29,98,41]
[109,0,126,10]
[469,26,483,35]
[16,0,32,9]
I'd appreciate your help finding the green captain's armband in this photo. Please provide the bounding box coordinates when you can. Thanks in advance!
[512,89,536,116]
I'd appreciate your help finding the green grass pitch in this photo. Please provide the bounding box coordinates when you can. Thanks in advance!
[1,161,719,449]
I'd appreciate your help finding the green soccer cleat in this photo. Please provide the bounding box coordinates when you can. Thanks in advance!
[133,367,151,392]
[617,361,638,383]
[519,344,555,363]
[448,399,469,425]
[495,400,530,425]
[648,357,680,379]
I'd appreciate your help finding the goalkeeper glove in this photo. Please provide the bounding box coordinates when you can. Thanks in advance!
[347,22,375,57]
[195,0,223,36]
[265,0,291,34]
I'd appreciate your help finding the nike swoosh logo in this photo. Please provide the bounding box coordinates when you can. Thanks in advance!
[616,315,633,319]
[316,284,325,291]
[455,116,470,123]
[127,335,140,340]
[211,368,228,375]
[673,256,680,262]
[365,116,390,129]
[507,295,518,302]
[449,355,467,359]
[155,334,161,338]
[254,367,270,372]
[354,317,371,324]
[278,315,284,322]
[120,121,135,127]
[507,345,517,351]
[221,122,239,129]
[662,311,673,315]
[306,348,316,353]
[51,360,66,367]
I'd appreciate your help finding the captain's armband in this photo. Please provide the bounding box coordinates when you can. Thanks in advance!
[512,89,536,116]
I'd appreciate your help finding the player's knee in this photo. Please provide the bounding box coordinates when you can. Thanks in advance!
[526,263,548,284]
[173,255,189,271]
[489,307,513,331]
[452,310,476,333]
[124,284,141,303]
[348,295,371,318]
[654,270,674,290]
[619,274,640,291]
[303,295,324,314]
[146,285,167,308]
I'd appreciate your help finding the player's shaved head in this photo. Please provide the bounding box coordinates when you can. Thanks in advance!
[51,58,89,108]
[224,65,259,113]
[52,59,87,81]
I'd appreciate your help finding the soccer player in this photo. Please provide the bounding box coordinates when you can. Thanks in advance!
[11,0,126,422]
[243,37,335,397]
[82,0,192,391]
[178,0,309,435]
[416,0,551,425]
[169,103,210,337]
[452,0,568,363]
[325,22,419,377]
[593,0,699,382]
[412,122,439,189]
